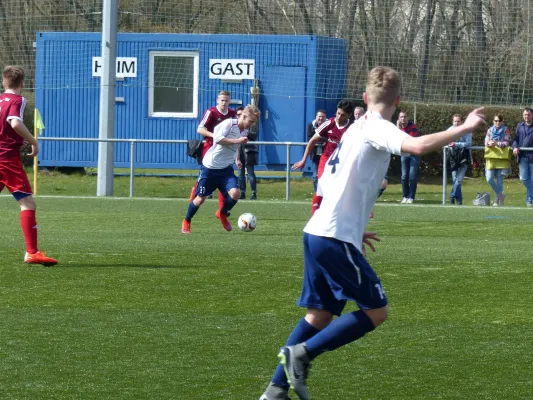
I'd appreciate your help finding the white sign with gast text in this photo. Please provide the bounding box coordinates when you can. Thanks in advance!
[209,59,255,80]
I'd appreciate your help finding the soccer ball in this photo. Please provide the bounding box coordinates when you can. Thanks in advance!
[238,213,257,232]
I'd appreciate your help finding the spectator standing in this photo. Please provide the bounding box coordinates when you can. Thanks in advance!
[484,114,511,206]
[353,106,365,121]
[237,106,259,200]
[306,110,327,193]
[512,108,533,206]
[446,114,472,205]
[397,110,420,203]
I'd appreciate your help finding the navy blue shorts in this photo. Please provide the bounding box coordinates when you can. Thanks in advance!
[197,165,238,197]
[297,233,388,316]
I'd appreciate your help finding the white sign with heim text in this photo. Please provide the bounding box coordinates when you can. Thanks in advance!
[92,57,137,78]
[209,59,255,80]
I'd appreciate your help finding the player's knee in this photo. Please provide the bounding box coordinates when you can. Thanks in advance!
[365,306,388,327]
[193,196,206,206]
[229,189,240,201]
[18,195,36,210]
[305,308,333,330]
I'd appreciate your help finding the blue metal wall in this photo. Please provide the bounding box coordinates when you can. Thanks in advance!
[35,33,346,169]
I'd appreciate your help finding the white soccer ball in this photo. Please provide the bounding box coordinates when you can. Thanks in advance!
[238,213,257,232]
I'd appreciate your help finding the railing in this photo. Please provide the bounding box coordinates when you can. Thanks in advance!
[441,145,533,205]
[38,137,308,200]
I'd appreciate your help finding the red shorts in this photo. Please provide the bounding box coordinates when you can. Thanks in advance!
[0,159,33,195]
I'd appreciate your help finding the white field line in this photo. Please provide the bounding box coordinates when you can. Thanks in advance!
[0,194,529,210]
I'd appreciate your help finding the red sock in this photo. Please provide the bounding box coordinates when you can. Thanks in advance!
[188,183,198,201]
[311,194,323,215]
[20,210,38,254]
[218,191,225,210]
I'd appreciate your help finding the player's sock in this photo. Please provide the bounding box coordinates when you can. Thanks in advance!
[189,183,198,201]
[217,191,225,211]
[271,317,321,389]
[221,196,237,215]
[185,202,200,221]
[311,194,323,215]
[304,310,375,360]
[20,210,38,254]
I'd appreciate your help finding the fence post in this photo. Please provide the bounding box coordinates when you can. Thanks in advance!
[442,146,447,205]
[129,141,135,197]
[286,144,291,201]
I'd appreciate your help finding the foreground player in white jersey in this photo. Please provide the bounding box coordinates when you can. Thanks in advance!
[181,105,260,234]
[259,67,485,400]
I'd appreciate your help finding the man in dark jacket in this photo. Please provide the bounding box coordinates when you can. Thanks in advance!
[237,107,259,200]
[307,110,327,192]
[512,107,533,206]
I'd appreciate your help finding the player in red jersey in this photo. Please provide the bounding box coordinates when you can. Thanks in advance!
[293,100,354,214]
[189,91,236,217]
[0,66,57,266]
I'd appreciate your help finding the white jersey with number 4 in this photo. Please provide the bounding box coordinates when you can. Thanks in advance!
[202,118,248,169]
[304,111,409,252]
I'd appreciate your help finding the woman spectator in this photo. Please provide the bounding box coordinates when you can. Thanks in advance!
[484,115,511,206]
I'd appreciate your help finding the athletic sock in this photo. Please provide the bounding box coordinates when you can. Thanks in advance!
[20,210,38,254]
[188,183,197,201]
[271,318,321,388]
[185,202,200,221]
[311,194,323,215]
[304,310,375,360]
[217,191,225,211]
[221,196,237,215]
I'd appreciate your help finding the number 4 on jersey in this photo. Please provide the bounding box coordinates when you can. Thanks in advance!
[327,142,343,173]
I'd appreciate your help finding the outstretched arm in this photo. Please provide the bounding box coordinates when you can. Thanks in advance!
[401,108,485,156]
[292,133,322,170]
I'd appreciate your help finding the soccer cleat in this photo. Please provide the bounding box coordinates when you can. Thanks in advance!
[215,209,230,219]
[259,394,292,400]
[181,219,191,234]
[369,211,374,219]
[217,211,232,232]
[498,193,506,206]
[24,251,58,267]
[278,345,311,400]
[250,191,257,200]
[240,192,246,200]
[259,383,292,400]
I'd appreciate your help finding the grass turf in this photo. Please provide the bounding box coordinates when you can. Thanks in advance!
[0,195,532,399]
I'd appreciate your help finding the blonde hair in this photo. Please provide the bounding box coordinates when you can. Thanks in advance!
[218,90,231,97]
[244,104,261,121]
[2,65,25,89]
[365,66,400,106]
[453,114,462,120]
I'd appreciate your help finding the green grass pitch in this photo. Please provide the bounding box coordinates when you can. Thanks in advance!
[0,196,532,399]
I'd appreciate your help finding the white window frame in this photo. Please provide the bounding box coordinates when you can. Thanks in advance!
[148,50,199,118]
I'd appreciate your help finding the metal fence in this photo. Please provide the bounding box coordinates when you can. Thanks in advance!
[38,137,308,200]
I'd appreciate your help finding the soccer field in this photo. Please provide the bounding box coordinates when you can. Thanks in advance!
[0,196,532,399]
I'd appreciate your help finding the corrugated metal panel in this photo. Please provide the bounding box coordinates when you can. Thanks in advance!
[36,33,346,168]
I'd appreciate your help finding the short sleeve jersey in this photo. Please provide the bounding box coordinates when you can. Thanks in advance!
[315,117,352,158]
[305,112,409,251]
[198,107,236,155]
[202,119,248,169]
[0,92,26,161]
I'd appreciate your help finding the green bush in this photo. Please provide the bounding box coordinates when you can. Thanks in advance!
[389,102,526,178]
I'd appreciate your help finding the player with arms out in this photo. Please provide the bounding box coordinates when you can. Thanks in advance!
[190,90,236,214]
[292,99,354,215]
[181,105,260,234]
[259,66,485,400]
[0,66,58,266]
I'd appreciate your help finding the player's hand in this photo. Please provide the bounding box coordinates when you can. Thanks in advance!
[236,159,243,169]
[463,107,486,132]
[449,142,455,147]
[292,160,305,170]
[238,137,249,144]
[27,144,39,158]
[362,231,380,256]
[513,148,519,156]
[486,140,495,147]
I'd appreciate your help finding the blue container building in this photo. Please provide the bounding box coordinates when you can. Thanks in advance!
[35,32,347,169]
